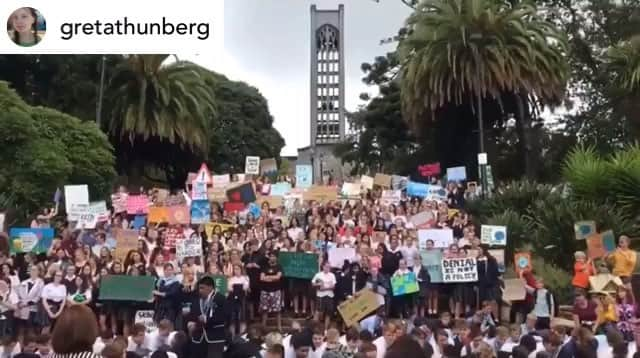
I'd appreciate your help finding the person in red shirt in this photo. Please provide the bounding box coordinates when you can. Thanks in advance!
[510,269,537,323]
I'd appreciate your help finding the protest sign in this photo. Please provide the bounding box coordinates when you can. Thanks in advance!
[165,226,184,249]
[328,247,356,268]
[296,165,313,189]
[587,233,606,259]
[176,236,203,261]
[337,289,380,327]
[258,195,283,209]
[303,186,337,203]
[407,181,428,198]
[360,175,374,190]
[190,200,211,224]
[420,250,443,283]
[151,188,170,205]
[126,195,149,215]
[245,156,260,175]
[446,166,467,182]
[391,272,419,296]
[191,181,208,201]
[380,190,401,206]
[340,183,361,198]
[207,187,227,203]
[64,185,89,212]
[195,163,212,184]
[9,228,54,254]
[270,182,292,197]
[574,221,597,240]
[391,175,409,190]
[418,229,454,249]
[114,229,138,261]
[503,279,526,302]
[602,230,616,252]
[148,207,170,223]
[167,206,190,225]
[226,182,257,204]
[488,249,505,273]
[418,163,441,177]
[99,275,155,301]
[480,225,507,246]
[442,258,478,283]
[212,174,230,188]
[514,252,532,275]
[278,252,318,279]
[261,158,278,175]
[204,223,235,239]
[223,202,245,213]
[374,174,392,188]
[134,310,157,333]
[69,201,109,228]
[132,216,146,230]
[425,185,448,201]
[410,211,435,229]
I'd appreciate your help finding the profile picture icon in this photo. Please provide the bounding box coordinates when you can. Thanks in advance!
[7,7,46,47]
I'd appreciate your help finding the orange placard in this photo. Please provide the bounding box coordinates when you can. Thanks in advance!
[168,206,190,225]
[514,252,532,276]
[148,207,169,223]
[586,233,606,259]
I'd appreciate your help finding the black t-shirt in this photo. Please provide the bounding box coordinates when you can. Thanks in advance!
[260,263,283,292]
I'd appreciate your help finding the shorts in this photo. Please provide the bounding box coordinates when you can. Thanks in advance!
[260,291,282,313]
[316,296,334,316]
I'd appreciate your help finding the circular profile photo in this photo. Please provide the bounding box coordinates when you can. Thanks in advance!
[7,7,46,47]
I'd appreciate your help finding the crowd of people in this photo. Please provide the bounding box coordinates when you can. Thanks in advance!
[0,175,637,358]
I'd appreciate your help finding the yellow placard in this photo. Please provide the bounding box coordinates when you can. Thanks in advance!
[338,289,380,327]
[303,186,338,203]
[205,223,236,239]
[258,195,284,209]
[374,173,392,188]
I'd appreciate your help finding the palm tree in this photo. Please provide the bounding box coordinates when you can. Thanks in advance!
[607,35,640,137]
[398,0,568,176]
[107,55,215,155]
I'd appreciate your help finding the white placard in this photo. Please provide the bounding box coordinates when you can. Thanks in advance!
[134,310,156,333]
[191,181,208,201]
[328,247,356,268]
[380,190,401,206]
[478,153,488,165]
[360,176,374,190]
[442,258,478,283]
[212,174,230,188]
[418,229,454,249]
[245,156,260,175]
[68,201,109,228]
[176,236,203,261]
[0,213,5,233]
[64,185,89,213]
[481,225,507,246]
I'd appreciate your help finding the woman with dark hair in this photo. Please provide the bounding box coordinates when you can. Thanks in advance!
[40,269,67,333]
[384,335,428,358]
[51,305,100,358]
[153,263,181,323]
[66,275,92,306]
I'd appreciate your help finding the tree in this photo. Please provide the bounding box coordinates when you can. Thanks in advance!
[398,0,569,177]
[0,81,116,221]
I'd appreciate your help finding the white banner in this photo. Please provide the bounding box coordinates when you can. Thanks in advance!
[442,258,478,283]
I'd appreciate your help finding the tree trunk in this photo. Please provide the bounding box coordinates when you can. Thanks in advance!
[515,93,533,178]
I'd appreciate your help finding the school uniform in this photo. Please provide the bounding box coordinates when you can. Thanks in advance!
[189,290,228,358]
[16,278,44,327]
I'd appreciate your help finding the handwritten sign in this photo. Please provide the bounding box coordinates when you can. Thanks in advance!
[165,226,184,250]
[391,272,419,296]
[126,195,149,215]
[176,236,203,261]
[135,310,157,333]
[328,247,356,268]
[418,163,441,177]
[278,252,318,279]
[360,175,374,190]
[191,181,208,201]
[418,229,454,249]
[480,225,507,246]
[64,185,89,213]
[114,229,138,261]
[303,186,337,203]
[442,258,478,283]
[245,156,260,175]
[337,289,380,327]
[380,190,401,206]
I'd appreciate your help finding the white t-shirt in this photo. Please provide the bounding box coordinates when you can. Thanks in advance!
[400,245,419,268]
[0,290,18,314]
[42,283,67,302]
[147,329,177,352]
[373,336,388,358]
[312,272,337,298]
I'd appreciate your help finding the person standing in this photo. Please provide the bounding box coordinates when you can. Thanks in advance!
[260,252,283,332]
[312,261,336,331]
[188,276,227,358]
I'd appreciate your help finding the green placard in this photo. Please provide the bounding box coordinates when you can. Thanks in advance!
[278,252,318,280]
[391,272,419,296]
[99,275,156,301]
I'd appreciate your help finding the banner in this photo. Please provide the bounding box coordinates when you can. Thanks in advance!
[176,236,203,261]
[420,250,443,283]
[418,229,454,249]
[167,206,191,225]
[278,252,318,279]
[503,279,526,302]
[99,275,156,301]
[391,272,419,296]
[442,258,478,283]
[360,175,374,190]
[380,190,401,206]
[261,158,278,175]
[148,207,170,223]
[514,252,531,276]
[245,156,260,175]
[374,173,392,188]
[126,195,149,215]
[303,186,337,203]
[446,166,467,182]
[190,200,211,224]
[418,163,441,177]
[64,185,89,212]
[337,289,380,327]
[270,182,292,197]
[328,247,355,268]
[9,228,54,254]
[574,220,596,241]
[114,229,138,261]
[480,225,507,246]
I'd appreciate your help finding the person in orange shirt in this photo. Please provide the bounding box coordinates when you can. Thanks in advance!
[572,251,594,291]
[606,235,637,282]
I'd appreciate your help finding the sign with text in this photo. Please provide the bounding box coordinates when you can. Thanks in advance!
[134,310,157,333]
[374,173,392,188]
[191,181,208,201]
[360,175,374,190]
[303,186,338,203]
[176,235,203,261]
[68,201,109,228]
[380,190,401,206]
[480,225,507,246]
[391,271,419,296]
[574,221,596,241]
[418,163,441,177]
[64,185,89,212]
[442,258,478,283]
[9,228,54,254]
[245,156,260,175]
[126,195,150,215]
[190,200,211,224]
[418,229,454,249]
[446,166,467,182]
[114,229,138,261]
[148,207,170,223]
[278,252,318,280]
[337,289,380,327]
[328,247,356,268]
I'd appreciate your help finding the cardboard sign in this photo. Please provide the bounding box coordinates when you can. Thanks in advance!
[420,250,443,283]
[480,225,507,246]
[410,211,435,229]
[167,206,191,225]
[176,235,203,261]
[148,207,170,223]
[442,258,478,283]
[360,175,374,190]
[503,279,526,302]
[134,310,157,333]
[418,229,454,249]
[574,221,597,241]
[9,228,54,254]
[514,252,532,275]
[446,166,467,182]
[380,190,401,206]
[278,252,318,279]
[391,272,419,296]
[126,195,149,215]
[328,247,356,268]
[64,185,89,212]
[337,289,380,327]
[212,174,231,188]
[391,175,409,190]
[418,163,441,177]
[190,200,211,224]
[270,182,292,197]
[303,186,337,203]
[587,233,606,259]
[488,249,505,273]
[258,195,283,209]
[245,156,260,175]
[374,173,392,188]
[114,229,138,261]
[261,158,278,175]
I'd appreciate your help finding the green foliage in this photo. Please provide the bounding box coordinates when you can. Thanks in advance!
[0,81,115,222]
[531,258,573,305]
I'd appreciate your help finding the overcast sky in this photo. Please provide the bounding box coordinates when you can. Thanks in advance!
[185,0,412,156]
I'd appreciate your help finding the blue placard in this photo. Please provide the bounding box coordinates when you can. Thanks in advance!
[270,182,292,197]
[446,166,467,182]
[191,200,211,224]
[248,202,261,219]
[9,228,54,254]
[407,181,428,198]
[132,215,147,230]
[296,165,313,189]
